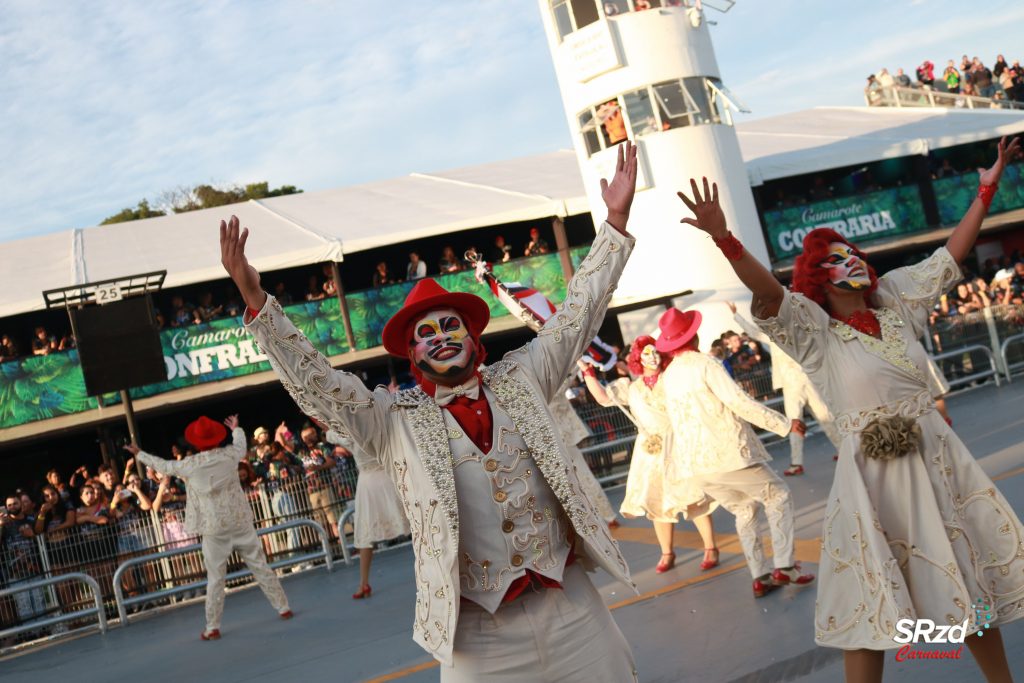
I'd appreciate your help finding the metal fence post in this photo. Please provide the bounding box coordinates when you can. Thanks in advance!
[983,306,1007,375]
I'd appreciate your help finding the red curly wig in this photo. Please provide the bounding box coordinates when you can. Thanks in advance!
[791,229,879,310]
[627,335,671,376]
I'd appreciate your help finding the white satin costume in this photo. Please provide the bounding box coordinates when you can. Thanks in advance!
[136,429,290,632]
[755,246,1024,650]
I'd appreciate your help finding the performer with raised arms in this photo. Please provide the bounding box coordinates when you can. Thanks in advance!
[678,137,1024,683]
[222,143,641,682]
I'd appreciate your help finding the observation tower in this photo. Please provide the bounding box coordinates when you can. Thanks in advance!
[538,0,765,343]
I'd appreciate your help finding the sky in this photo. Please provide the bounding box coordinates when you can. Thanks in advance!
[3,0,1024,243]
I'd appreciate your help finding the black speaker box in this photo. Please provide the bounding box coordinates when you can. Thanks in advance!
[72,295,166,396]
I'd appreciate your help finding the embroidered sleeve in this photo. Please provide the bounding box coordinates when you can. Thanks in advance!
[874,246,962,337]
[512,223,635,402]
[702,355,791,437]
[227,428,246,461]
[136,450,188,478]
[245,295,387,453]
[753,291,829,374]
[604,377,632,407]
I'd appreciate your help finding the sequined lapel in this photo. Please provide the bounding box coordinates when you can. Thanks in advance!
[829,308,926,383]
[397,387,459,537]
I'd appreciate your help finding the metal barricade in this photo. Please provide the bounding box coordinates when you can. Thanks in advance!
[336,506,355,566]
[1000,332,1024,382]
[113,519,333,625]
[930,345,1001,389]
[0,573,107,641]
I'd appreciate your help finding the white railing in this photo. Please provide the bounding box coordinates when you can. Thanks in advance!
[0,573,107,641]
[865,84,1024,110]
[1000,332,1024,381]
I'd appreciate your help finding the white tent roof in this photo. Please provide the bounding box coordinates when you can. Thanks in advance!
[4,106,1024,318]
[1,202,342,319]
[738,106,1024,185]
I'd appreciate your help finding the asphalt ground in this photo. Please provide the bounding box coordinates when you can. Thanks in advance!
[2,379,1023,683]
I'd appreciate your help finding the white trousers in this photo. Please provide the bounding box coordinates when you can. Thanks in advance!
[441,563,638,683]
[693,464,795,578]
[784,381,841,466]
[202,526,290,631]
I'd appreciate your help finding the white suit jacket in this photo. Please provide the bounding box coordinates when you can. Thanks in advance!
[136,428,253,536]
[246,224,636,665]
[662,352,791,478]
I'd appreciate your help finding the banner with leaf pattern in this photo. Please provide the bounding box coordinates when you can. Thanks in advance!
[932,161,1024,225]
[0,251,578,430]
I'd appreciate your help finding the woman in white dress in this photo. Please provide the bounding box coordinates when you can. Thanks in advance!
[578,336,718,574]
[677,137,1023,683]
[325,429,410,599]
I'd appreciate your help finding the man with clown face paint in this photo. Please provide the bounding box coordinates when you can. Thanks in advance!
[223,143,642,681]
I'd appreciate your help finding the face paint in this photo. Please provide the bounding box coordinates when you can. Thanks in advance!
[639,344,660,370]
[409,307,478,384]
[820,242,872,291]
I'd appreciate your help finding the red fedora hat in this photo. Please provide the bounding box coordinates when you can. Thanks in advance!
[655,308,702,353]
[184,416,228,451]
[381,279,491,358]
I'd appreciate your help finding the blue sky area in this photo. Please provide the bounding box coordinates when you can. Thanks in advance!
[3,0,1024,242]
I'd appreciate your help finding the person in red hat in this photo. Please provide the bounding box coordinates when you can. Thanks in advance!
[655,306,815,599]
[677,138,1023,683]
[222,143,643,681]
[125,414,292,641]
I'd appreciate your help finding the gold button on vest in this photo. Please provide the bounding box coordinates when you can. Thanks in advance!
[511,554,523,567]
[501,519,514,533]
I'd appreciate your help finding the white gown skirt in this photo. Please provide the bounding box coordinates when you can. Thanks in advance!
[354,468,410,549]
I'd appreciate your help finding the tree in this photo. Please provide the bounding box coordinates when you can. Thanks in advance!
[100,182,302,224]
[100,199,166,225]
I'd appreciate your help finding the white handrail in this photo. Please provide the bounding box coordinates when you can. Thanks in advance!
[0,572,107,640]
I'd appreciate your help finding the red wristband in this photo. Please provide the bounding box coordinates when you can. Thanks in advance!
[246,307,261,319]
[581,366,596,378]
[977,183,998,211]
[712,231,744,261]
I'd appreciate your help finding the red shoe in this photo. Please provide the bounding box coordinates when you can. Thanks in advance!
[607,519,621,529]
[655,552,676,573]
[352,584,372,599]
[700,547,719,571]
[200,629,221,641]
[279,610,294,620]
[753,576,778,598]
[783,465,804,476]
[832,454,839,461]
[772,565,816,586]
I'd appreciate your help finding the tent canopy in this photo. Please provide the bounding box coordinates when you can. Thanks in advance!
[5,106,1024,318]
[738,106,1024,185]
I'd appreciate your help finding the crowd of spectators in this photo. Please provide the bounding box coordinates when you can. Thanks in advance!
[866,54,1024,105]
[0,326,76,365]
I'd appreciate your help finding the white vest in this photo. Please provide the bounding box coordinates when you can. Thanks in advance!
[447,387,570,612]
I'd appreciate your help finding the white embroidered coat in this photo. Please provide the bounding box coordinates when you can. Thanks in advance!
[661,352,792,479]
[136,428,253,536]
[246,225,636,665]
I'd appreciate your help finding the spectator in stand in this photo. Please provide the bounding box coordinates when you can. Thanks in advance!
[960,55,972,82]
[372,261,394,287]
[438,247,460,274]
[864,74,882,105]
[31,326,56,356]
[169,295,194,327]
[110,477,152,580]
[1011,61,1023,102]
[999,67,1016,101]
[0,334,18,362]
[894,68,912,87]
[35,485,76,541]
[961,81,977,98]
[297,426,339,541]
[96,466,118,501]
[597,99,628,143]
[69,465,92,496]
[709,338,727,364]
[935,158,959,179]
[876,68,894,88]
[524,227,550,256]
[74,484,117,603]
[721,330,758,376]
[2,494,45,625]
[268,283,290,306]
[193,292,223,323]
[915,60,935,88]
[973,59,995,98]
[993,54,1008,79]
[406,252,427,281]
[944,61,961,94]
[45,469,74,505]
[223,289,243,318]
[1003,262,1024,305]
[304,275,325,301]
[321,264,337,298]
[18,491,36,518]
[491,235,513,263]
[153,471,189,549]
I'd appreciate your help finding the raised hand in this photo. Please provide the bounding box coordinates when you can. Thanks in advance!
[224,414,240,430]
[791,419,807,437]
[725,301,737,315]
[600,141,638,233]
[220,216,267,311]
[123,443,141,456]
[678,178,727,239]
[979,136,1021,187]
